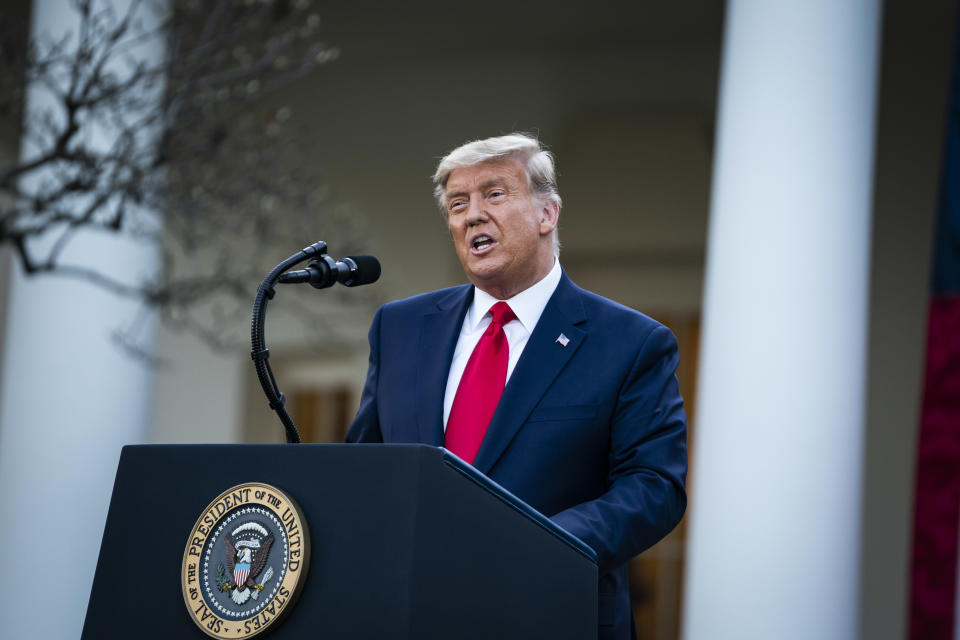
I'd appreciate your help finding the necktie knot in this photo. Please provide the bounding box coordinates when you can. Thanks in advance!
[489,301,515,328]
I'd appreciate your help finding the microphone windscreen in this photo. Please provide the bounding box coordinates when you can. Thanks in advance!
[344,255,381,286]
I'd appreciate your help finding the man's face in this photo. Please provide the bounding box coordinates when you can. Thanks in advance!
[444,160,558,299]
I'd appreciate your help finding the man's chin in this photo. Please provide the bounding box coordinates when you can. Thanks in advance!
[464,255,503,276]
[465,266,507,290]
[467,270,501,285]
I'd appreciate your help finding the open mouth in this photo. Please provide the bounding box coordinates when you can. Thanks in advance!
[471,234,497,255]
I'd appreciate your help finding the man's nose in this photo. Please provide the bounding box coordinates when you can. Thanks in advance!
[465,196,487,224]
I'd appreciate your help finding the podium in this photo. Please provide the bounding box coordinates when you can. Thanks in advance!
[82,443,598,639]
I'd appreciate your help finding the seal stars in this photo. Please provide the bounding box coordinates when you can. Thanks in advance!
[180,482,310,639]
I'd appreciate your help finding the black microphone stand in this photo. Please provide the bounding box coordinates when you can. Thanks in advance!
[250,241,329,444]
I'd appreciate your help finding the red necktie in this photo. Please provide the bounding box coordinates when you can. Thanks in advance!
[445,301,516,464]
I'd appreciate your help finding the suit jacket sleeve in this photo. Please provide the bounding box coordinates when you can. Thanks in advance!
[550,324,687,574]
[345,307,384,443]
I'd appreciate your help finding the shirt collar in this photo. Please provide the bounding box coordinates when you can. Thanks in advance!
[466,259,562,333]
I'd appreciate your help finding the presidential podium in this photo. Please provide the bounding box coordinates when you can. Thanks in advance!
[82,443,598,639]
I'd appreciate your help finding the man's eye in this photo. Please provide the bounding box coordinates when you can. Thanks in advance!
[488,190,505,199]
[448,200,467,212]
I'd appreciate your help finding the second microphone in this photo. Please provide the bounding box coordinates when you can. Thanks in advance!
[279,254,381,289]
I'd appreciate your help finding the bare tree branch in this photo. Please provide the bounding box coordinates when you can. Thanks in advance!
[0,0,371,354]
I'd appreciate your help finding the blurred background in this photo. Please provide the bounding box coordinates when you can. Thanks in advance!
[0,1,958,639]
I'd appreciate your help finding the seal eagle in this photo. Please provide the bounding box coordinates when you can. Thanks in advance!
[224,521,274,605]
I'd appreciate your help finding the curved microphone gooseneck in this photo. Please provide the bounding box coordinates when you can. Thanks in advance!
[251,241,381,443]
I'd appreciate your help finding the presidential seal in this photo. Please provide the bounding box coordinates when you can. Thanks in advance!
[181,483,310,638]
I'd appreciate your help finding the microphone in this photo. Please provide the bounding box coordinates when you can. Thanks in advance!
[278,254,381,289]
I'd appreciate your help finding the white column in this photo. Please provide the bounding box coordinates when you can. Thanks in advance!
[682,2,881,640]
[0,2,163,638]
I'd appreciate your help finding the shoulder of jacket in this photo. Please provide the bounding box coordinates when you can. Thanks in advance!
[573,285,666,332]
[379,283,472,315]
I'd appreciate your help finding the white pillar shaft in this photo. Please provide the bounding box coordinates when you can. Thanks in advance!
[683,2,880,639]
[0,2,162,638]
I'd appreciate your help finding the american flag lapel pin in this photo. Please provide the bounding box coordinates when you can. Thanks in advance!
[556,333,570,347]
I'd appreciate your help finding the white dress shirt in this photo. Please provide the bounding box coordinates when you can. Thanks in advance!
[442,259,563,429]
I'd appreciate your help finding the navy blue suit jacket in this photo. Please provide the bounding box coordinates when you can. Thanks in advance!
[346,272,687,639]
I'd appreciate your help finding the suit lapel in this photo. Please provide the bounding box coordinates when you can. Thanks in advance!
[415,285,473,446]
[472,273,587,474]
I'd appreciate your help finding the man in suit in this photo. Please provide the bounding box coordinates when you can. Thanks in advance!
[346,133,687,639]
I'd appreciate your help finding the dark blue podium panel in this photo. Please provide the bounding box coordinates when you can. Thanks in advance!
[83,444,597,639]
